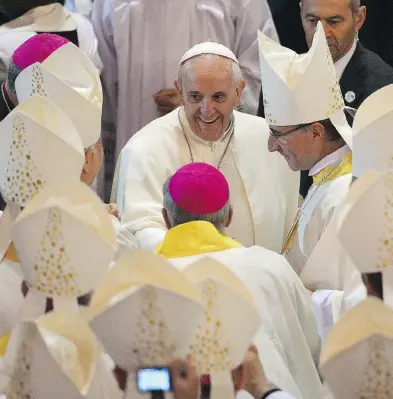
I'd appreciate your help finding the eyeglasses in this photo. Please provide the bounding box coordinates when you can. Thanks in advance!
[269,123,312,140]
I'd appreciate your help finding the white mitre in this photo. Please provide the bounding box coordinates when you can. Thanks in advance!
[320,298,393,399]
[352,84,393,178]
[258,22,352,148]
[15,42,102,149]
[338,169,393,307]
[3,311,121,399]
[179,41,239,65]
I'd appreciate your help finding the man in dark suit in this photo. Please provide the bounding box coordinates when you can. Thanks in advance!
[258,0,393,198]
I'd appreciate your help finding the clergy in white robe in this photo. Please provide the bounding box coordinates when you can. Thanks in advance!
[91,0,279,201]
[258,23,355,343]
[258,24,353,278]
[155,163,322,399]
[293,84,393,338]
[113,43,299,252]
[0,0,102,83]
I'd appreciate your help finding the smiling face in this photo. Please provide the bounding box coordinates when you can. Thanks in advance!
[301,0,366,62]
[175,55,245,141]
[267,123,324,171]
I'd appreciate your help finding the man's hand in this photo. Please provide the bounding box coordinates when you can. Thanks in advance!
[169,356,200,399]
[153,88,183,116]
[243,344,277,399]
[106,203,120,221]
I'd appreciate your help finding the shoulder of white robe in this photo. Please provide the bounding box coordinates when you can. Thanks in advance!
[72,12,103,72]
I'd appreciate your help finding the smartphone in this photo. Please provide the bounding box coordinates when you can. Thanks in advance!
[136,367,172,393]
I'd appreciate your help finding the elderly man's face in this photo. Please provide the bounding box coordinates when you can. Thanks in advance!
[177,56,245,141]
[301,0,366,62]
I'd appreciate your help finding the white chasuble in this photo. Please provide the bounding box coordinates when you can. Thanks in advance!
[167,247,323,399]
[285,148,354,342]
[115,108,299,252]
[285,147,352,278]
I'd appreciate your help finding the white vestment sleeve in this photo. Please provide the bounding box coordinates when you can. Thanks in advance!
[73,12,102,71]
[311,289,343,343]
[120,143,169,251]
[91,0,118,138]
[111,216,138,257]
[234,0,279,115]
[135,228,167,252]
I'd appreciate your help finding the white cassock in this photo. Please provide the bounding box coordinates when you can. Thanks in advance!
[169,246,323,399]
[0,3,102,82]
[285,146,355,341]
[112,108,299,252]
[110,216,139,257]
[91,0,279,197]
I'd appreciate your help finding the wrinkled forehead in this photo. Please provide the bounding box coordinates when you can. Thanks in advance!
[301,0,352,15]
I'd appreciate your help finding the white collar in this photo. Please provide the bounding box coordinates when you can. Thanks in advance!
[334,39,357,80]
[309,145,350,176]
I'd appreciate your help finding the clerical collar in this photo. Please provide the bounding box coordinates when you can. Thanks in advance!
[178,106,234,146]
[334,39,357,80]
[309,145,351,177]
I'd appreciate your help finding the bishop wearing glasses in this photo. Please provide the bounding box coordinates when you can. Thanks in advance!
[258,22,353,278]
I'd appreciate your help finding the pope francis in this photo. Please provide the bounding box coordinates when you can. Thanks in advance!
[155,162,322,399]
[112,42,299,252]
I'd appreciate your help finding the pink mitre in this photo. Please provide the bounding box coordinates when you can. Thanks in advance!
[12,33,69,70]
[169,163,230,214]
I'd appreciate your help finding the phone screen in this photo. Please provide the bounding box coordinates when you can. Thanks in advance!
[136,367,172,392]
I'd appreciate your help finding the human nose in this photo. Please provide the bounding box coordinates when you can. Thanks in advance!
[200,97,215,116]
[321,21,333,38]
[268,135,279,152]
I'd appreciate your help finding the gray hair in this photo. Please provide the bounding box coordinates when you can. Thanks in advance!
[300,0,360,13]
[349,0,361,13]
[177,54,242,92]
[163,177,231,233]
